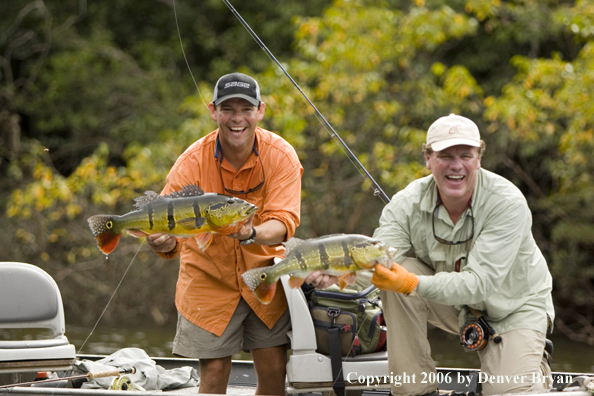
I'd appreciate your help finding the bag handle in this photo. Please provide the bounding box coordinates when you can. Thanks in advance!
[312,285,377,300]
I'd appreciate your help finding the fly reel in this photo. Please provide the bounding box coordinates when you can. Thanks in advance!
[460,316,502,351]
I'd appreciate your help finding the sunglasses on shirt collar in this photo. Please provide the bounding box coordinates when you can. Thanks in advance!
[432,196,474,245]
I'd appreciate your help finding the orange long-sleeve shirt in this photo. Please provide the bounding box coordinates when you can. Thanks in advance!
[157,127,302,337]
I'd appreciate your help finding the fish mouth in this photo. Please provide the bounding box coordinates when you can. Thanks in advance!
[387,246,398,259]
[244,204,258,217]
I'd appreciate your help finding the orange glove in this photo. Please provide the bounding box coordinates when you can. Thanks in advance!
[371,263,419,294]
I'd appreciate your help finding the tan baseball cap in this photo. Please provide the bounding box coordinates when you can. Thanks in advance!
[426,113,481,152]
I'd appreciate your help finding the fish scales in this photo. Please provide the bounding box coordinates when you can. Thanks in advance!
[241,234,397,304]
[87,184,257,255]
[115,196,203,235]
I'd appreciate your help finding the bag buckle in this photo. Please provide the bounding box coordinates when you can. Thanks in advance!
[327,307,341,326]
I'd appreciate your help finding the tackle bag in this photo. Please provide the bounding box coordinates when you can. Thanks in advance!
[307,284,387,357]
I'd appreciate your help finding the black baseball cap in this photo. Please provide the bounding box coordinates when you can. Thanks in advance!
[213,72,261,107]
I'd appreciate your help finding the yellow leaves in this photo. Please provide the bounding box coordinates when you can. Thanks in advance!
[66,203,82,219]
[442,65,483,101]
[484,96,496,108]
[545,123,555,135]
[431,62,446,77]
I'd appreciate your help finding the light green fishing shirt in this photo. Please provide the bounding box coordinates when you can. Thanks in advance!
[373,168,554,335]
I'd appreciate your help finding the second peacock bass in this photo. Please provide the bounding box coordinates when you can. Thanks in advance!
[88,184,257,255]
[242,234,396,304]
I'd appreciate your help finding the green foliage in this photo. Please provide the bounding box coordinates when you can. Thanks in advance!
[1,0,594,344]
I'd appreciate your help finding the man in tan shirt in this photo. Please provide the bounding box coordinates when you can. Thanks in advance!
[147,72,303,395]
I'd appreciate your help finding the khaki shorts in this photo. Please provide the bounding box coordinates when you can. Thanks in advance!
[172,298,290,359]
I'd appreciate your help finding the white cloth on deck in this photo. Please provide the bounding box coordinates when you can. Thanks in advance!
[74,347,199,390]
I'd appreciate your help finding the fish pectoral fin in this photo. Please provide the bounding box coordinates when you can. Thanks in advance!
[194,232,214,251]
[127,229,149,238]
[178,217,205,230]
[288,276,306,289]
[338,272,357,290]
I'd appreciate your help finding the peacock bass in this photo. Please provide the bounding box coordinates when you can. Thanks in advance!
[241,234,397,304]
[87,184,258,255]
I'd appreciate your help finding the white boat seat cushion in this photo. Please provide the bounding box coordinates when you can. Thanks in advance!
[0,262,76,371]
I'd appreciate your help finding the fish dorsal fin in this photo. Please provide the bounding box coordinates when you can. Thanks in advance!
[282,237,304,255]
[133,190,160,209]
[133,185,204,209]
[164,184,205,199]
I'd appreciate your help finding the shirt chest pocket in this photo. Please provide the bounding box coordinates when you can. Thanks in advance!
[428,251,447,273]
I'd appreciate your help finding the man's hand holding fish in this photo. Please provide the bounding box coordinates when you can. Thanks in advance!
[140,73,303,396]
[146,234,177,253]
[371,263,419,295]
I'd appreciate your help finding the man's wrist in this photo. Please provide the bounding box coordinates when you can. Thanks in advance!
[240,227,257,245]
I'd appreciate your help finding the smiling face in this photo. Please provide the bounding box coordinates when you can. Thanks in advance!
[209,97,265,155]
[425,144,481,205]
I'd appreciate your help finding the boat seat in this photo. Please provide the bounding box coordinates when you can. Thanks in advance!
[0,262,76,375]
[281,273,390,394]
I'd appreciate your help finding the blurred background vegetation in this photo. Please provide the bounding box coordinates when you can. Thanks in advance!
[1,0,593,346]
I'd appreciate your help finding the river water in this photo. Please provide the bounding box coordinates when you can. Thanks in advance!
[40,324,593,373]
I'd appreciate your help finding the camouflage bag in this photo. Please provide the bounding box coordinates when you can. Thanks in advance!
[308,284,387,357]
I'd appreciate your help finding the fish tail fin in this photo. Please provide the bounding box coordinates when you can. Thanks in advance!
[242,267,277,304]
[87,215,122,255]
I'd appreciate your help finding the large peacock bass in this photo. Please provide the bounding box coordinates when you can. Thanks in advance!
[241,234,396,304]
[87,184,257,255]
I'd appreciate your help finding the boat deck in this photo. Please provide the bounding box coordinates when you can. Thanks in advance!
[1,356,592,396]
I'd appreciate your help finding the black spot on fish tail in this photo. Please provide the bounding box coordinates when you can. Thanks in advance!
[319,243,330,270]
[167,201,175,230]
[295,251,307,271]
[147,203,154,229]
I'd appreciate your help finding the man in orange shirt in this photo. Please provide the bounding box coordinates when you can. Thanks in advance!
[147,72,303,395]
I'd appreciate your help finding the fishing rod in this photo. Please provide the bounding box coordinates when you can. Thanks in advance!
[221,0,391,204]
[0,367,136,389]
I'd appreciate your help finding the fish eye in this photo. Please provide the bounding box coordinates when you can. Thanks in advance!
[227,199,235,204]
[260,273,267,280]
[106,221,113,229]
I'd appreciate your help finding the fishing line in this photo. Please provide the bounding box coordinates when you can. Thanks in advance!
[77,240,145,354]
[214,2,395,387]
[215,2,389,383]
[221,0,390,205]
[171,3,393,389]
[172,0,210,111]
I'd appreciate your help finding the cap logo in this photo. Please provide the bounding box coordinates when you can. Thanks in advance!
[448,125,462,134]
[224,81,250,89]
